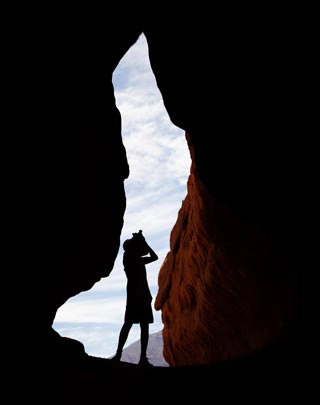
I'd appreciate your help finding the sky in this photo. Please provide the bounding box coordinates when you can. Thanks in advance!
[53,34,191,359]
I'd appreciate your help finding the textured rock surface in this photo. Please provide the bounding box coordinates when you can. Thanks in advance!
[156,137,298,365]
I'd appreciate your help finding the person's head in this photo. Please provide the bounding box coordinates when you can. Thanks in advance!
[123,230,149,256]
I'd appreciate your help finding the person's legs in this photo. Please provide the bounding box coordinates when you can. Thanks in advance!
[140,322,149,359]
[139,322,153,366]
[112,321,133,360]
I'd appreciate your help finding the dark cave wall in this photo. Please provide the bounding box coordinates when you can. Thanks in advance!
[6,6,319,405]
[146,9,319,367]
[35,11,144,328]
[14,6,318,371]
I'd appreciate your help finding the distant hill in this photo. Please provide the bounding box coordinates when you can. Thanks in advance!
[120,330,169,367]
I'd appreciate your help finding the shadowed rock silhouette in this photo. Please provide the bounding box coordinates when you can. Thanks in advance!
[7,3,319,404]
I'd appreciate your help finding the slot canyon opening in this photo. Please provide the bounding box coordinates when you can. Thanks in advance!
[52,34,191,362]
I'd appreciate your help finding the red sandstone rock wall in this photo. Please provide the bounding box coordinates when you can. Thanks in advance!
[155,138,296,366]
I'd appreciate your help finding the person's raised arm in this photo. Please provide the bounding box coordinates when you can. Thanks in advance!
[142,243,158,264]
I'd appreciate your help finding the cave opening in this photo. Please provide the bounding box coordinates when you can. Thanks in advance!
[52,34,191,362]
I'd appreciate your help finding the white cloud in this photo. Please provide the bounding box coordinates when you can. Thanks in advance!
[55,296,126,324]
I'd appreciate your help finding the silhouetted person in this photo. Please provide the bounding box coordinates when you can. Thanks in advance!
[112,230,158,367]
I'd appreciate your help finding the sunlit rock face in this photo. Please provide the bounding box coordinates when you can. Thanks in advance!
[155,136,298,366]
